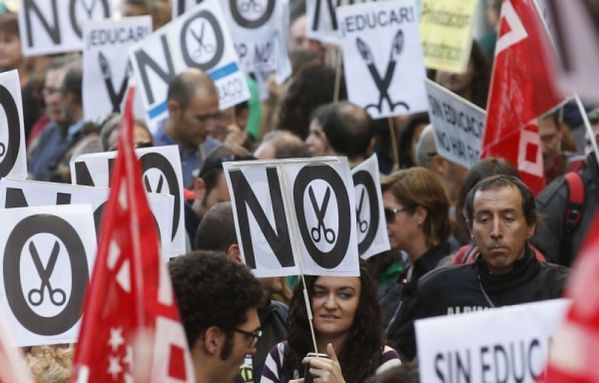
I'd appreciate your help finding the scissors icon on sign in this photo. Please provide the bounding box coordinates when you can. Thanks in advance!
[356,189,368,234]
[309,186,336,244]
[190,22,215,60]
[27,241,66,307]
[356,30,409,114]
[241,0,263,13]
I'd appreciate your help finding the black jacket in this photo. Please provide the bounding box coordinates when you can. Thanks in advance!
[380,242,451,328]
[533,152,599,266]
[388,246,569,360]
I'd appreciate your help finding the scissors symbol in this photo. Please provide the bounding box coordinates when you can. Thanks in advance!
[27,241,66,307]
[356,30,410,115]
[190,22,215,60]
[241,0,264,13]
[356,189,368,234]
[309,186,336,244]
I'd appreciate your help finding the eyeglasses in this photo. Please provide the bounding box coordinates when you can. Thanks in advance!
[384,207,411,223]
[42,87,62,98]
[234,328,262,349]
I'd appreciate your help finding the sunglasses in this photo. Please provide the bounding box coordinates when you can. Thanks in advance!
[234,328,262,349]
[384,206,411,223]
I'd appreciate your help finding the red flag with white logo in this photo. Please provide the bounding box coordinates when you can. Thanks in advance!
[544,212,599,382]
[0,314,33,383]
[70,87,194,383]
[481,0,564,195]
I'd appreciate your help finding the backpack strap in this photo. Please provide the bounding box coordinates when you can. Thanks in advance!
[564,172,585,235]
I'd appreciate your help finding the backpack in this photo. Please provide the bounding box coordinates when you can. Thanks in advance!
[564,172,585,235]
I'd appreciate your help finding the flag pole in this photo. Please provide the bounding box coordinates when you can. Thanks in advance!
[574,94,599,167]
[388,117,400,169]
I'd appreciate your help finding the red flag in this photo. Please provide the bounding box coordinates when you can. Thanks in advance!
[544,211,599,382]
[70,87,194,382]
[0,315,33,383]
[481,0,564,195]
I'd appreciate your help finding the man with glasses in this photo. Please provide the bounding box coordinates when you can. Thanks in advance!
[169,250,263,383]
[29,57,85,182]
[154,68,221,187]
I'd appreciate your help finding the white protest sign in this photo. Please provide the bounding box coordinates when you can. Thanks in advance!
[351,154,390,259]
[222,0,292,74]
[337,0,428,119]
[0,178,174,259]
[223,157,360,278]
[0,204,97,346]
[83,16,152,122]
[307,0,377,45]
[546,0,599,103]
[424,78,485,168]
[416,299,570,383]
[18,0,113,56]
[69,145,186,257]
[0,70,26,180]
[130,0,250,127]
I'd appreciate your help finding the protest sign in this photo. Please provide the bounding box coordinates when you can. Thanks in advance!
[424,78,485,168]
[0,204,97,346]
[546,0,599,103]
[0,70,26,180]
[130,0,250,127]
[69,145,185,257]
[351,154,390,259]
[18,0,112,56]
[416,299,570,383]
[337,0,428,119]
[307,0,377,45]
[82,16,152,122]
[0,178,174,258]
[419,0,477,73]
[223,157,359,278]
[221,0,292,74]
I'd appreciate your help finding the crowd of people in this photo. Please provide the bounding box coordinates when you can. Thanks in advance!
[1,0,597,382]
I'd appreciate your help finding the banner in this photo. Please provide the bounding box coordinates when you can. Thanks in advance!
[337,0,428,119]
[223,157,359,278]
[0,70,26,180]
[130,0,250,127]
[419,0,477,73]
[0,204,97,347]
[351,154,390,259]
[416,299,570,383]
[69,145,185,257]
[0,178,174,259]
[83,16,152,122]
[424,78,485,168]
[173,0,204,18]
[18,0,112,56]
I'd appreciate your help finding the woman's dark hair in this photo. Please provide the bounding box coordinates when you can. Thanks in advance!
[454,158,519,243]
[286,262,384,383]
[277,63,347,140]
[397,112,430,168]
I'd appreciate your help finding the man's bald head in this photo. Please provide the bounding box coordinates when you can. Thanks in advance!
[167,68,218,110]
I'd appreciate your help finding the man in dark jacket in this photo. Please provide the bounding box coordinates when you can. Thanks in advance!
[388,175,569,360]
[195,202,288,383]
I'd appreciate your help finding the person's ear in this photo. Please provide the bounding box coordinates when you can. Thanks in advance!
[168,99,181,119]
[430,155,449,177]
[527,223,536,239]
[194,178,207,202]
[202,326,223,356]
[414,206,428,227]
[227,243,242,263]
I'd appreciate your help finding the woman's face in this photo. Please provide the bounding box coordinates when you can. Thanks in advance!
[311,276,361,340]
[435,61,475,94]
[383,190,421,251]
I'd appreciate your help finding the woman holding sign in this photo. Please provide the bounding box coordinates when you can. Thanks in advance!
[261,262,400,383]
